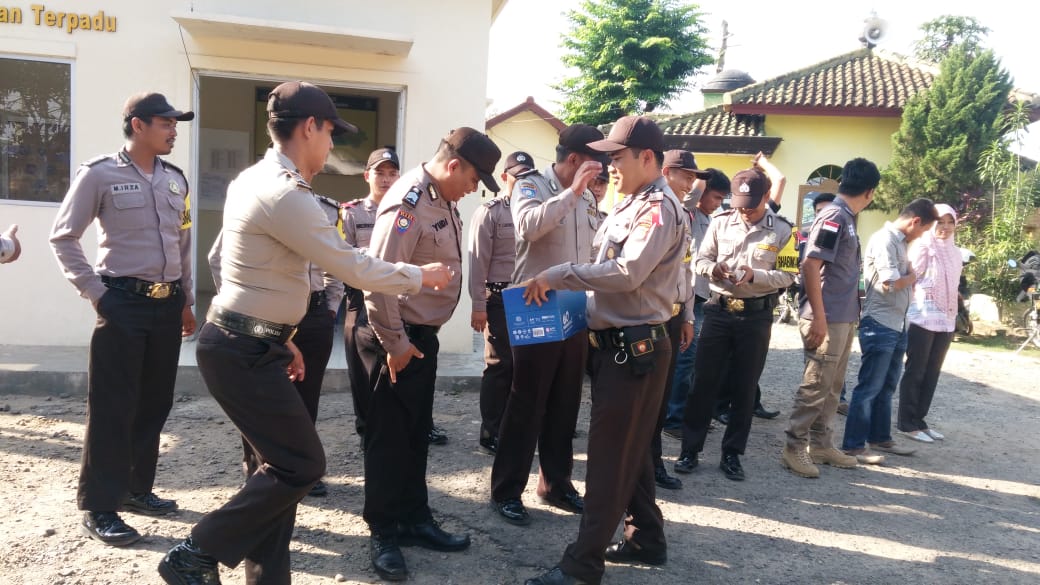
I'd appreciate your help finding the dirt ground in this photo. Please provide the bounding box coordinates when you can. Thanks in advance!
[1,323,1039,585]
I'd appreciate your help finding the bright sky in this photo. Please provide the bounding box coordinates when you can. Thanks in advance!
[488,0,1040,155]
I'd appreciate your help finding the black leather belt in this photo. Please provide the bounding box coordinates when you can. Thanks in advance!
[309,290,327,309]
[486,282,510,294]
[403,323,440,339]
[207,306,297,344]
[101,275,181,300]
[588,323,668,350]
[694,295,707,305]
[708,292,777,313]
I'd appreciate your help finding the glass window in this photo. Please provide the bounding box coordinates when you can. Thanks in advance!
[0,57,71,203]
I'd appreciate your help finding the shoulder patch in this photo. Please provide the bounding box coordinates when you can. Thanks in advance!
[403,185,423,208]
[484,198,501,209]
[519,181,538,199]
[395,209,416,233]
[81,154,110,168]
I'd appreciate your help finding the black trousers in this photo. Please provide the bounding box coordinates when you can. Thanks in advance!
[343,288,374,436]
[193,323,326,585]
[898,324,953,432]
[558,334,671,585]
[479,291,512,440]
[357,323,440,532]
[681,304,772,457]
[243,301,334,477]
[491,332,586,503]
[78,287,182,512]
[650,313,685,468]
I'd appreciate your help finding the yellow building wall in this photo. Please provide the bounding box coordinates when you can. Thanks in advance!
[486,110,561,178]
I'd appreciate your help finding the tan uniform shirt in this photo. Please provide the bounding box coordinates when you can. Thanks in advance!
[511,165,599,282]
[208,193,345,313]
[341,196,378,250]
[674,208,695,321]
[468,194,515,312]
[695,207,796,299]
[365,165,463,356]
[212,148,421,325]
[542,176,687,330]
[691,207,713,300]
[50,149,194,306]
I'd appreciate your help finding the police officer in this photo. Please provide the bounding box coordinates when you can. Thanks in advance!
[468,151,532,454]
[674,169,795,481]
[340,147,400,439]
[523,115,687,585]
[588,154,611,223]
[50,92,195,547]
[360,127,501,581]
[208,192,344,498]
[491,124,604,526]
[156,81,450,585]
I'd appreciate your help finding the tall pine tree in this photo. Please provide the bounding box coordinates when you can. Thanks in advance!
[878,45,1012,211]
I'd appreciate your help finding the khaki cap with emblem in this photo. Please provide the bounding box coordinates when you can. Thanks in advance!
[663,149,711,179]
[444,127,503,192]
[366,147,400,171]
[729,169,769,208]
[587,115,665,153]
[123,92,195,121]
[267,81,359,136]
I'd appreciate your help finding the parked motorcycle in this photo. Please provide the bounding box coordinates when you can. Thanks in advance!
[1008,251,1040,353]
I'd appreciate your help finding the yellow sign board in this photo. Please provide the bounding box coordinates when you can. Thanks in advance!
[777,234,800,274]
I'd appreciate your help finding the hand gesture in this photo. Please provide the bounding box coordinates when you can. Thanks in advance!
[387,343,424,384]
[471,310,488,333]
[570,160,604,195]
[521,273,552,307]
[420,262,454,291]
[286,340,306,382]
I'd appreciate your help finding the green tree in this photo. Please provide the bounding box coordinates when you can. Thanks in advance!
[555,0,713,126]
[877,45,1012,211]
[913,15,990,63]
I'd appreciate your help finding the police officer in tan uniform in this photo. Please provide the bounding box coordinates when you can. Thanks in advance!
[468,151,532,454]
[156,81,451,585]
[208,193,344,497]
[491,124,604,526]
[674,169,795,481]
[523,115,687,585]
[340,147,400,439]
[50,92,195,547]
[360,127,501,582]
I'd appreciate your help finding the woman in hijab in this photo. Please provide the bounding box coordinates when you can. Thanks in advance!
[898,203,961,442]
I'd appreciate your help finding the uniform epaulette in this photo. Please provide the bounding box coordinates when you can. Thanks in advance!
[775,213,795,228]
[717,208,737,217]
[81,154,109,167]
[315,194,340,210]
[159,158,186,179]
[403,183,424,207]
[341,199,361,209]
[515,168,540,179]
[484,198,501,209]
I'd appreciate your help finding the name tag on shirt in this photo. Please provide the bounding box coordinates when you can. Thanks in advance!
[111,183,142,193]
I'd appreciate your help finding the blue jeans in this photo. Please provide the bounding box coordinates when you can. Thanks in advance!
[841,316,907,450]
[664,300,704,428]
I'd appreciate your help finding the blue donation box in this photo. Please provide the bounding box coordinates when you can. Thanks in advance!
[502,288,588,346]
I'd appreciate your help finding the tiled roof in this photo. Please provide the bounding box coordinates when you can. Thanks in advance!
[658,106,765,137]
[726,48,936,115]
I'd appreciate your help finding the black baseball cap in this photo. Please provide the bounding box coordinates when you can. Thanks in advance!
[587,115,665,153]
[663,150,711,179]
[444,127,503,192]
[366,147,400,171]
[558,124,605,156]
[123,92,194,121]
[267,81,358,136]
[504,151,535,177]
[730,169,769,209]
[594,154,611,181]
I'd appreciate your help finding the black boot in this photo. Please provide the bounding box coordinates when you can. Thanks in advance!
[158,537,221,584]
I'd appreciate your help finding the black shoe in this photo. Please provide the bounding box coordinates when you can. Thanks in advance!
[541,490,584,514]
[674,452,698,474]
[428,425,448,445]
[478,435,498,455]
[714,411,731,426]
[524,567,588,585]
[493,498,531,526]
[158,537,221,584]
[82,511,140,546]
[753,403,780,419]
[122,492,178,516]
[604,539,667,566]
[661,426,682,440]
[308,479,327,497]
[370,533,407,582]
[654,466,683,490]
[397,520,470,552]
[720,453,745,481]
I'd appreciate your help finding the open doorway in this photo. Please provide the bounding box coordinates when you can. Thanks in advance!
[192,74,403,321]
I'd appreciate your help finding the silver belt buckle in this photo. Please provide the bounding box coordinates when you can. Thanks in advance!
[148,282,172,299]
